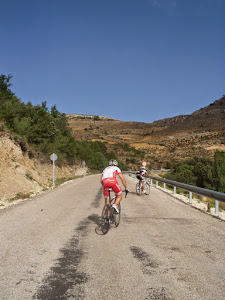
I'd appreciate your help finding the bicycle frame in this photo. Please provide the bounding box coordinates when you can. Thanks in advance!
[106,188,117,205]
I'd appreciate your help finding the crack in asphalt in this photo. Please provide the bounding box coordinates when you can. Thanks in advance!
[33,187,104,299]
[130,246,159,275]
[145,287,175,300]
[33,219,91,300]
[91,187,102,208]
[130,246,174,300]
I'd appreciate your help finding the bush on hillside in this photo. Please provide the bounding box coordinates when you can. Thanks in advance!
[164,152,225,192]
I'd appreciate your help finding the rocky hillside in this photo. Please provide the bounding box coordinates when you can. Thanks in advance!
[151,96,225,134]
[67,96,225,169]
[0,125,87,208]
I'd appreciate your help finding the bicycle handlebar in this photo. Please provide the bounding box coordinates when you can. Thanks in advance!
[124,189,129,198]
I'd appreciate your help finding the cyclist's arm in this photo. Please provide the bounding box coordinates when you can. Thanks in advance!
[118,173,127,189]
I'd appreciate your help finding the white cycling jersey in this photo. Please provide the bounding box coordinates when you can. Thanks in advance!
[102,166,122,180]
[137,168,147,176]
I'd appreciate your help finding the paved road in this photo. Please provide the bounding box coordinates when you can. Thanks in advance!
[0,174,224,300]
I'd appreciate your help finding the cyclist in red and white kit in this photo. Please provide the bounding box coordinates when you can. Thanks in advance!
[100,159,128,213]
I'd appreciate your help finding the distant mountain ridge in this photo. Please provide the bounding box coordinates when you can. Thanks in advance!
[67,114,115,121]
[151,95,225,132]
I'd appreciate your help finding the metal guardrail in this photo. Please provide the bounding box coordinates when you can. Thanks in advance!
[123,171,225,216]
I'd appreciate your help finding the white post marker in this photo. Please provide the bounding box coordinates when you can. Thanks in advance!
[82,161,86,176]
[50,153,58,188]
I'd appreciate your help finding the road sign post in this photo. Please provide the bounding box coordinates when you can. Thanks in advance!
[82,161,86,176]
[50,153,58,188]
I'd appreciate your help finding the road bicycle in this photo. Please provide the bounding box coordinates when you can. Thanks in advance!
[136,179,150,196]
[101,189,128,235]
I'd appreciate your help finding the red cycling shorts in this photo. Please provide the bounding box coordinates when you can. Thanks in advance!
[103,178,122,197]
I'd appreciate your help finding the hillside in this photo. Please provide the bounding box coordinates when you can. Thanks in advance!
[67,96,225,169]
[0,125,87,208]
[1,94,224,207]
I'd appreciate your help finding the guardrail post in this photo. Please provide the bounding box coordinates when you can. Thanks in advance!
[189,192,192,204]
[163,183,166,189]
[215,200,219,216]
[150,179,152,185]
[146,174,225,220]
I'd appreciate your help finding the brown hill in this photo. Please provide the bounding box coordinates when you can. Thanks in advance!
[151,96,225,134]
[0,96,224,206]
[67,96,225,169]
[0,125,87,207]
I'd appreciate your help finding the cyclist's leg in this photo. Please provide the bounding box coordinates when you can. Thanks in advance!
[102,180,110,204]
[105,196,109,204]
[142,178,146,191]
[112,180,122,206]
[114,192,122,206]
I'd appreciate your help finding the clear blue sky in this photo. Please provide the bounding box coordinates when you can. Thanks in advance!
[1,0,224,123]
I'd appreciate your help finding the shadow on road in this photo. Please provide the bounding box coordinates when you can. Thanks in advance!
[88,214,104,235]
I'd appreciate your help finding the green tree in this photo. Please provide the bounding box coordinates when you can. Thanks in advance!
[0,74,128,171]
[0,74,13,104]
[88,152,108,170]
[165,164,197,186]
[213,150,225,192]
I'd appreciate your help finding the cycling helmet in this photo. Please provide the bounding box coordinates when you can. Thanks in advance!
[109,159,118,166]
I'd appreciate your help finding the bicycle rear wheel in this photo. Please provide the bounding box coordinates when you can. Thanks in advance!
[136,183,141,196]
[101,204,110,234]
[112,203,121,227]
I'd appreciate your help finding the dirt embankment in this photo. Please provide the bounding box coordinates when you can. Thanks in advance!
[0,132,87,209]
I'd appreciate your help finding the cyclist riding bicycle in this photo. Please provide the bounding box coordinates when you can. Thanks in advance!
[100,159,129,213]
[136,165,150,194]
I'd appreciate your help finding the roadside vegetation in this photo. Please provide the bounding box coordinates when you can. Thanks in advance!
[0,74,126,171]
[164,152,225,193]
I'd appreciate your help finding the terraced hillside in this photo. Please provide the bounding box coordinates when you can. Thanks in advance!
[67,96,225,169]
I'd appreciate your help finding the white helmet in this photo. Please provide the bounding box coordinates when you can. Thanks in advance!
[109,159,118,166]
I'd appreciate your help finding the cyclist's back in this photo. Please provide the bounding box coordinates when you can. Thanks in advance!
[102,165,121,180]
[100,159,128,213]
[136,167,147,181]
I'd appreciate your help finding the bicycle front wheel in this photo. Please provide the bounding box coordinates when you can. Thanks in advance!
[112,203,121,227]
[101,204,110,234]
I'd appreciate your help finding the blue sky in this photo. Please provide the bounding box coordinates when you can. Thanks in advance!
[1,0,224,123]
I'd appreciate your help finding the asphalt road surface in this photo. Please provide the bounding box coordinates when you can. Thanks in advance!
[0,174,225,300]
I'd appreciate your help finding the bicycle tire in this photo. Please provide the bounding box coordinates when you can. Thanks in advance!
[136,183,141,196]
[145,183,150,195]
[101,204,110,234]
[112,203,121,227]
